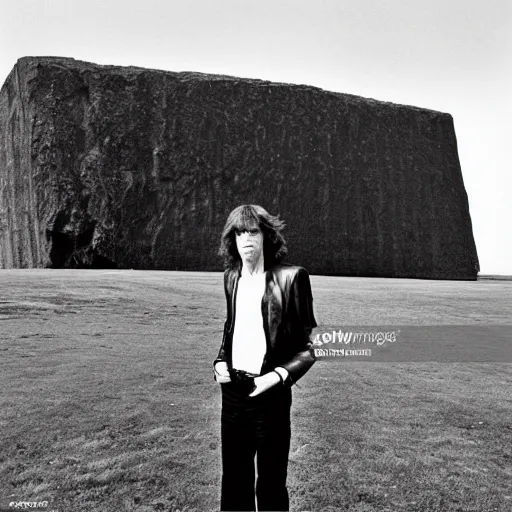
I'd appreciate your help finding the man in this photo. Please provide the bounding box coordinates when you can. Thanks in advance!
[214,204,317,512]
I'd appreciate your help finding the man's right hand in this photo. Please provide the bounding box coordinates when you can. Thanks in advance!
[214,361,231,384]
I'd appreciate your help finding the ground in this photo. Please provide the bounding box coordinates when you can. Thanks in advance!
[0,270,511,512]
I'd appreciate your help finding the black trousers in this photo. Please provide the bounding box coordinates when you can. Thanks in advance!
[220,380,292,512]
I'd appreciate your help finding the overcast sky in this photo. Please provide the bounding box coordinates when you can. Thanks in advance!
[1,0,510,274]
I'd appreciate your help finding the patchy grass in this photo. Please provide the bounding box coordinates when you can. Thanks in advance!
[0,270,511,511]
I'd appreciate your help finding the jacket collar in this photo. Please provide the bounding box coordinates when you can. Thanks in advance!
[233,257,277,276]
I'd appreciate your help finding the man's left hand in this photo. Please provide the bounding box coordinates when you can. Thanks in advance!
[248,371,280,398]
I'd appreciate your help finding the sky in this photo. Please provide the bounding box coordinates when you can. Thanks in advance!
[1,0,510,274]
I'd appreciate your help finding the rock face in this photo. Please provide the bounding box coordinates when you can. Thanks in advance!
[0,56,479,278]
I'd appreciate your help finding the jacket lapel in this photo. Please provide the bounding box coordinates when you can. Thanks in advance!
[261,268,283,354]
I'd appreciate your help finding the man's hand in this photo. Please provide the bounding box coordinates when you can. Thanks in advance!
[248,371,280,397]
[214,361,231,384]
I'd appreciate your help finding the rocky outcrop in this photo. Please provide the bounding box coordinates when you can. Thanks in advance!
[0,56,479,278]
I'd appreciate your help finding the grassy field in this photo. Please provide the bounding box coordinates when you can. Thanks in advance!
[0,270,511,512]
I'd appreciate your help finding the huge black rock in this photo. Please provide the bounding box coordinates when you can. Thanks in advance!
[0,56,479,278]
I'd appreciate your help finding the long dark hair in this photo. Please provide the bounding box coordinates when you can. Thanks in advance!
[219,205,288,269]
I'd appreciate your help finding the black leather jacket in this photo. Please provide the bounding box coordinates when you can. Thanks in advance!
[214,262,317,386]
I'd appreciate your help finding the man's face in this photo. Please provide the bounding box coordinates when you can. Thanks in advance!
[235,226,264,263]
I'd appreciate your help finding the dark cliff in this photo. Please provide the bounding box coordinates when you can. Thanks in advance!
[0,56,479,278]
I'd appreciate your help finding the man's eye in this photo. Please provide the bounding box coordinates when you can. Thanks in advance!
[249,229,259,235]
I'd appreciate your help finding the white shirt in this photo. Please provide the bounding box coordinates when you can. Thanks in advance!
[231,270,267,375]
